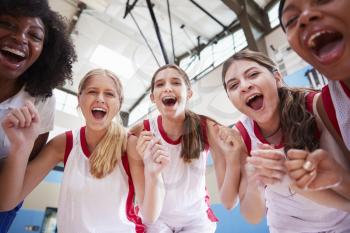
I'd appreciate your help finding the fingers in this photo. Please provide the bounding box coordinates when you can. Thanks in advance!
[302,149,327,172]
[247,156,285,171]
[251,149,286,161]
[2,102,38,129]
[136,131,155,156]
[287,149,308,160]
[294,170,317,189]
[285,159,305,171]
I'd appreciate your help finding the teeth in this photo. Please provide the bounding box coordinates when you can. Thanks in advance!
[307,31,331,49]
[1,46,25,57]
[92,107,106,112]
[162,96,175,101]
[247,94,258,103]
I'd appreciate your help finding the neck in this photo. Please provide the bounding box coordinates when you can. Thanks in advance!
[84,127,107,152]
[343,79,350,90]
[0,79,22,103]
[161,114,185,140]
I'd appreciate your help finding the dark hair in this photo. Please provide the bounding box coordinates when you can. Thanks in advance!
[0,0,77,98]
[222,49,319,152]
[151,64,205,163]
[278,0,286,31]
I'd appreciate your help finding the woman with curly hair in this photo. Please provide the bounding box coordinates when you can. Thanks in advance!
[0,0,76,231]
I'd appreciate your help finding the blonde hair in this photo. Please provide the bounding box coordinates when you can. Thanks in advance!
[78,69,127,178]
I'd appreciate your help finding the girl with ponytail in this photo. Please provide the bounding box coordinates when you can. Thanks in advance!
[0,69,148,232]
[128,64,242,232]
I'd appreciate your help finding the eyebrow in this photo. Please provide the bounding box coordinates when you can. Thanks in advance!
[225,67,258,86]
[281,3,298,17]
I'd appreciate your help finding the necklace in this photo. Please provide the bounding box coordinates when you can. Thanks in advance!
[264,126,281,138]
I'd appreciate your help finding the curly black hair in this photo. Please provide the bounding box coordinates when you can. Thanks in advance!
[0,0,77,99]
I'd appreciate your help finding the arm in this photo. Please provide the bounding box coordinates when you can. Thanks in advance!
[238,164,266,224]
[127,131,169,224]
[206,121,242,210]
[0,103,64,210]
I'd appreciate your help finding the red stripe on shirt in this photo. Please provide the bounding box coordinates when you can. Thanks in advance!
[235,121,252,154]
[122,154,145,233]
[63,131,73,166]
[321,85,341,136]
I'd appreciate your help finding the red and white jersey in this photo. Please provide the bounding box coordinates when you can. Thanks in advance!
[57,127,144,233]
[143,116,217,227]
[235,93,350,233]
[322,80,350,151]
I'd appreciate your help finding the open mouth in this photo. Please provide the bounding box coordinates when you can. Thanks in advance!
[0,46,26,64]
[162,96,177,107]
[246,94,263,111]
[307,30,344,63]
[91,107,107,120]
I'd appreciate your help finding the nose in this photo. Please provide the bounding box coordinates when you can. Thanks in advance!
[164,82,172,92]
[11,31,28,45]
[96,93,105,103]
[298,7,322,28]
[239,79,253,93]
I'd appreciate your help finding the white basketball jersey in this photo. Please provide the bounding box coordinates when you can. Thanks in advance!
[236,93,350,232]
[57,127,144,233]
[327,80,350,151]
[144,116,217,227]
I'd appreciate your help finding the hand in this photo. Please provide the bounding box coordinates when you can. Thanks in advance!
[286,149,344,190]
[136,131,154,159]
[143,139,170,176]
[1,101,40,148]
[247,144,286,185]
[214,124,246,161]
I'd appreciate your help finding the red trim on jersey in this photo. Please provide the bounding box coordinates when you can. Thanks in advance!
[80,127,91,158]
[305,91,317,114]
[321,85,341,136]
[305,92,321,140]
[253,121,283,149]
[340,81,350,98]
[143,119,150,131]
[63,131,73,166]
[122,154,145,233]
[157,115,181,145]
[200,116,209,151]
[205,188,219,222]
[235,121,252,154]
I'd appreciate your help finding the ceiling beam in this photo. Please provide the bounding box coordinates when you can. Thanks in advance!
[222,0,270,51]
[189,0,227,29]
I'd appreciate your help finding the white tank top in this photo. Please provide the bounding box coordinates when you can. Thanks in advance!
[57,127,144,233]
[235,93,350,232]
[327,80,350,151]
[144,116,218,227]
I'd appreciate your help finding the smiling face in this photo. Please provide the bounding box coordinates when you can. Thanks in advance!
[0,15,45,81]
[224,59,282,125]
[150,67,192,118]
[281,0,350,84]
[78,74,121,131]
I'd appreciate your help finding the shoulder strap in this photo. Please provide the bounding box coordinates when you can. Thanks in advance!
[317,93,350,156]
[235,121,252,154]
[64,130,73,166]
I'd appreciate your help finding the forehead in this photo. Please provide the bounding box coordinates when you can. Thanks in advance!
[84,75,118,90]
[155,68,183,81]
[225,59,262,78]
[1,15,45,29]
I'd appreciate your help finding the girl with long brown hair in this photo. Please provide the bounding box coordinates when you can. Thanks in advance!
[220,49,350,232]
[128,64,241,233]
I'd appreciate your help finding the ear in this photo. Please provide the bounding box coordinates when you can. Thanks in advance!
[150,93,155,103]
[187,89,193,100]
[273,71,283,87]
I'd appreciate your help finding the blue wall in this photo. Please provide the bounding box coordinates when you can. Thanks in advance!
[212,204,269,233]
[8,209,44,233]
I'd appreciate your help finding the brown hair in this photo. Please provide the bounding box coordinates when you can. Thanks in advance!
[222,50,319,152]
[78,69,127,178]
[151,64,205,162]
